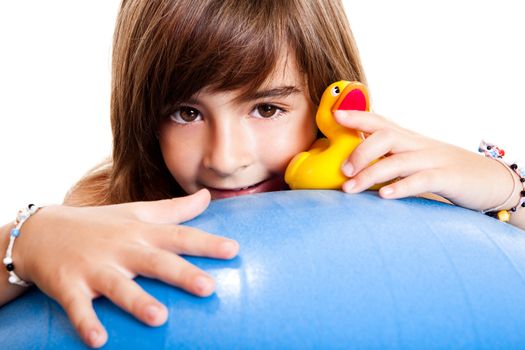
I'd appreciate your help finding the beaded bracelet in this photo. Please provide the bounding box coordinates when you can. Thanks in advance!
[478,140,525,222]
[2,204,41,287]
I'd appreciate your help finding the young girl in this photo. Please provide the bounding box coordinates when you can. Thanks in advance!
[1,0,524,348]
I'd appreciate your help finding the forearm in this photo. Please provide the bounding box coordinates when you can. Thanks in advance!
[0,223,28,306]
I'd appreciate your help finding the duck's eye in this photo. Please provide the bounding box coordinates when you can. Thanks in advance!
[487,145,492,150]
[330,85,341,96]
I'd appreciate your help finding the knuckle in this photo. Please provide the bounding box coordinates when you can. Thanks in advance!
[61,292,77,315]
[374,112,388,123]
[171,226,190,250]
[414,171,432,189]
[172,261,198,288]
[393,179,407,194]
[102,271,122,298]
[353,167,373,187]
[175,264,194,286]
[386,154,407,175]
[146,250,166,272]
[126,220,148,238]
[171,225,184,238]
[386,172,406,189]
[60,293,86,333]
[52,265,74,295]
[377,113,398,127]
[126,201,148,220]
[350,148,368,167]
[423,171,440,190]
[398,172,432,196]
[353,150,367,165]
[139,246,198,289]
[130,294,152,317]
[378,127,396,142]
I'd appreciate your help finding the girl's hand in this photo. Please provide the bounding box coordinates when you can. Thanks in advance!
[334,110,518,212]
[13,189,239,348]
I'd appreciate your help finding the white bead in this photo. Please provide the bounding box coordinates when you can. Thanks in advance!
[17,213,29,222]
[3,257,12,265]
[8,275,17,284]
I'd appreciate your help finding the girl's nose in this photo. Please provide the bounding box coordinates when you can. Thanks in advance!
[203,120,254,177]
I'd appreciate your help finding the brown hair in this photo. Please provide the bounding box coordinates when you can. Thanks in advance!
[64,0,366,206]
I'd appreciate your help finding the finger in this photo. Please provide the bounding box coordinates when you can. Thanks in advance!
[343,151,435,193]
[59,288,108,348]
[126,245,216,297]
[378,169,444,199]
[145,224,239,259]
[90,267,168,327]
[341,129,400,177]
[133,188,211,224]
[334,110,398,134]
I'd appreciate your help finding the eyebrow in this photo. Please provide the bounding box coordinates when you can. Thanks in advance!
[182,85,302,106]
[240,85,302,102]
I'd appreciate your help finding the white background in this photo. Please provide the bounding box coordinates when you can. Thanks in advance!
[0,1,523,223]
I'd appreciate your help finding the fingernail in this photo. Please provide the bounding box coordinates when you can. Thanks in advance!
[342,160,354,176]
[145,304,161,322]
[343,179,356,193]
[220,240,238,258]
[381,186,394,197]
[88,330,99,347]
[195,276,214,295]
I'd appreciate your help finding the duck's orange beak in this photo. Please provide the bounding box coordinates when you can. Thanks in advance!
[331,83,369,112]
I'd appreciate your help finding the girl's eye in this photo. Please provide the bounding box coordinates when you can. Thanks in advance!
[252,104,286,119]
[170,106,202,124]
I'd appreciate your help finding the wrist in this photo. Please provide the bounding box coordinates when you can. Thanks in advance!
[2,205,42,287]
[475,157,515,212]
[0,223,27,306]
[477,140,525,223]
[493,160,523,211]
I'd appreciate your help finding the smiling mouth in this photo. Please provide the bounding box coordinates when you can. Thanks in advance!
[205,176,286,199]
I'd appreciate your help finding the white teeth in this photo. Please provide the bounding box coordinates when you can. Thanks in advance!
[237,185,255,190]
[212,184,256,191]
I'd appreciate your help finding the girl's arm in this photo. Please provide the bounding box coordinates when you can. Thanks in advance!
[0,190,239,348]
[335,110,525,230]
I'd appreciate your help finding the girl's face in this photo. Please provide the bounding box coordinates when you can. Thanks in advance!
[159,54,317,199]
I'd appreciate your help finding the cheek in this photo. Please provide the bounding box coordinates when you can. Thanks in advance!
[158,123,203,190]
[258,115,317,172]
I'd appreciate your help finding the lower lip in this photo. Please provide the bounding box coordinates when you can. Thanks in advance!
[208,177,286,200]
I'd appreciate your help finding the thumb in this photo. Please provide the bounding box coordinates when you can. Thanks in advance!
[134,189,211,224]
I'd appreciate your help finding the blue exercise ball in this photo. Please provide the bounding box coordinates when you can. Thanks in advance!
[2,190,525,349]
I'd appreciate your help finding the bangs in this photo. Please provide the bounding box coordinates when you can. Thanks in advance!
[158,0,290,108]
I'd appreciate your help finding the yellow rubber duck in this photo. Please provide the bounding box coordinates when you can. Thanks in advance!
[285,80,369,189]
